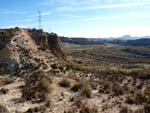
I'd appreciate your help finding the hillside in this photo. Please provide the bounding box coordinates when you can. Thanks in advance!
[0,28,65,74]
[60,36,105,45]
[0,28,150,113]
[124,38,150,47]
[60,36,150,48]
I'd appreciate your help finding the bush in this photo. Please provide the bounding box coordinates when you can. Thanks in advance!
[71,80,89,92]
[71,83,83,92]
[51,64,57,69]
[80,85,92,98]
[0,77,14,86]
[126,93,148,105]
[80,100,98,113]
[38,46,47,51]
[112,82,124,96]
[80,104,98,113]
[135,93,148,104]
[119,106,128,113]
[144,104,150,113]
[71,80,92,98]
[58,66,64,71]
[103,82,125,96]
[0,104,9,113]
[22,71,52,102]
[144,86,150,98]
[66,64,71,71]
[59,79,71,88]
[66,99,98,113]
[103,82,113,93]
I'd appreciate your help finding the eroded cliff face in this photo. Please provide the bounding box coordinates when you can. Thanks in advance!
[27,29,65,60]
[0,28,65,74]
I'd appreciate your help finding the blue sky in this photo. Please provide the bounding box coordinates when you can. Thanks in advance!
[0,0,150,38]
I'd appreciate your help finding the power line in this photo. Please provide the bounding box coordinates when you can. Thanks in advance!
[38,11,42,29]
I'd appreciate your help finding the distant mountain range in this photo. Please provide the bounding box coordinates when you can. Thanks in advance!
[67,35,150,41]
[95,35,150,40]
[117,35,150,40]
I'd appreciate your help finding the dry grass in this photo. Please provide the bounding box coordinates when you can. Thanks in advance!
[126,92,148,105]
[71,80,89,92]
[0,77,14,86]
[22,71,52,102]
[65,98,98,113]
[71,80,92,98]
[59,78,71,88]
[80,85,92,98]
[144,104,150,113]
[119,106,128,113]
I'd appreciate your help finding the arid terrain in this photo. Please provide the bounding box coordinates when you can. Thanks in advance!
[0,28,150,113]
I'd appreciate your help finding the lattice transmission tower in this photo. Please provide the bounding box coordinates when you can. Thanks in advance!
[38,11,42,29]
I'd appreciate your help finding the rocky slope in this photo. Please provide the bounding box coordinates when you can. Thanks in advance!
[0,28,65,74]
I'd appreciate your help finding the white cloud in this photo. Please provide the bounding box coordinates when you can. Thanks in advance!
[1,23,36,29]
[0,10,26,14]
[43,0,150,6]
[78,12,150,22]
[30,11,51,17]
[63,14,81,18]
[43,20,71,25]
[56,2,149,12]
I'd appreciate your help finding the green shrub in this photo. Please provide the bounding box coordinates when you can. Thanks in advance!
[51,64,57,69]
[59,79,71,88]
[38,46,47,51]
[66,64,71,70]
[58,66,64,71]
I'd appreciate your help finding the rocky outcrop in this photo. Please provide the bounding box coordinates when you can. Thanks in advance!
[28,29,65,60]
[0,28,65,74]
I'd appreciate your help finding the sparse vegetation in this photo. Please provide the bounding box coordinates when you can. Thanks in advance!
[103,81,127,96]
[59,78,71,88]
[119,106,128,113]
[126,92,148,105]
[144,104,150,113]
[0,77,14,86]
[51,64,58,69]
[38,46,47,51]
[22,71,52,102]
[0,104,9,113]
[80,85,92,98]
[1,28,150,113]
[71,80,92,98]
[80,103,98,113]
[58,66,64,71]
[71,80,89,92]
